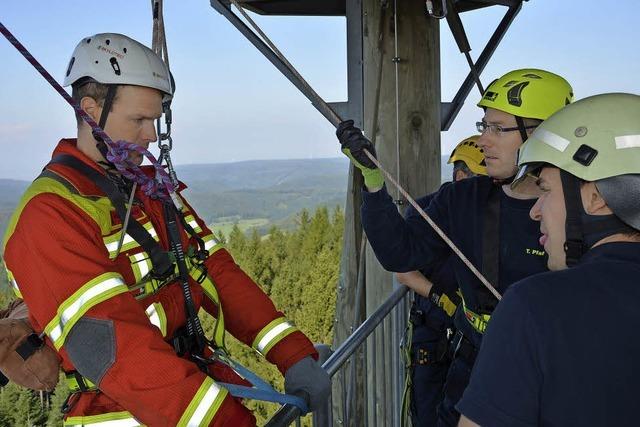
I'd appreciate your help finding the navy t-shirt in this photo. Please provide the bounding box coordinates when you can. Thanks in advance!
[457,242,640,426]
[361,175,547,346]
[407,184,459,325]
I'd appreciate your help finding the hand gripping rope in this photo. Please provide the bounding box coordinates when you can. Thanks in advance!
[0,22,176,203]
[227,0,502,302]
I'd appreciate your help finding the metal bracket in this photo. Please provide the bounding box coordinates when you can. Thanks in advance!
[440,1,523,130]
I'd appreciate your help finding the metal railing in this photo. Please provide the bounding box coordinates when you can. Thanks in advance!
[266,283,410,427]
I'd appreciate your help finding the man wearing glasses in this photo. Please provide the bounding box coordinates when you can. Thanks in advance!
[336,69,573,426]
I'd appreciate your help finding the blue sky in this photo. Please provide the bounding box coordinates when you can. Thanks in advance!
[1,1,638,180]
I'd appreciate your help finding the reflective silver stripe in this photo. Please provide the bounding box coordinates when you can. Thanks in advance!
[203,235,218,252]
[145,304,161,330]
[536,129,570,152]
[184,379,226,426]
[257,321,294,353]
[66,419,140,427]
[615,134,640,149]
[10,279,20,294]
[46,274,127,349]
[131,252,151,279]
[105,227,158,254]
[64,413,141,427]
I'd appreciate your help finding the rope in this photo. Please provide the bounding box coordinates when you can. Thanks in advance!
[0,22,176,201]
[225,2,501,300]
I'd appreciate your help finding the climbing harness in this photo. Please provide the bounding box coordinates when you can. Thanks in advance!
[223,1,502,301]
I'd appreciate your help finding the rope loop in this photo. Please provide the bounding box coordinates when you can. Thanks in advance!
[105,140,175,200]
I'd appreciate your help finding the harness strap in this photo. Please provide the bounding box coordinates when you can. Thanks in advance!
[48,154,174,279]
[163,202,207,359]
[561,170,586,267]
[476,184,501,314]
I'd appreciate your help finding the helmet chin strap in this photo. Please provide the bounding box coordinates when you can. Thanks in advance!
[94,85,118,169]
[560,170,634,267]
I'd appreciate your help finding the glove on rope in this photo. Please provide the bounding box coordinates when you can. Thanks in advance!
[0,300,60,391]
[336,120,385,190]
[284,356,331,412]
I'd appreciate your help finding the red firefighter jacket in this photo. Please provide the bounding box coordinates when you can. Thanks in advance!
[3,139,317,426]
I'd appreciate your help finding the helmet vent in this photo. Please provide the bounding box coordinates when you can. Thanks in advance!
[65,57,75,77]
[105,39,110,45]
[123,47,127,54]
[110,57,121,76]
[86,38,91,44]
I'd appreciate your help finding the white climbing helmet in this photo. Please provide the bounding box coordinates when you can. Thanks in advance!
[63,33,172,100]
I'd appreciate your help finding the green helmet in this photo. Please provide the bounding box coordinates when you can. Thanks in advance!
[513,93,640,264]
[478,69,573,120]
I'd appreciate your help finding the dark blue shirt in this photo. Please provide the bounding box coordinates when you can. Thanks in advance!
[408,185,459,327]
[457,242,640,427]
[361,176,547,345]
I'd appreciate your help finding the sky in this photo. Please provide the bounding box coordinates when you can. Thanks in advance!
[0,1,638,180]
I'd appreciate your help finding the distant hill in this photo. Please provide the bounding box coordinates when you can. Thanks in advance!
[0,156,453,240]
[0,180,30,241]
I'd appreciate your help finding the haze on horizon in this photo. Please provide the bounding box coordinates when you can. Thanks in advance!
[1,1,638,181]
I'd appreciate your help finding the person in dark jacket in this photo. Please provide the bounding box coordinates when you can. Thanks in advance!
[458,93,640,427]
[398,135,487,426]
[337,69,573,426]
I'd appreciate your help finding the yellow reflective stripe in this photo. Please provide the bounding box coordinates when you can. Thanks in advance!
[252,317,298,356]
[202,234,223,255]
[45,272,128,350]
[184,215,202,234]
[462,299,491,334]
[3,176,113,252]
[64,372,97,393]
[145,302,168,337]
[64,411,142,427]
[129,252,152,283]
[103,221,159,258]
[196,273,226,348]
[4,267,23,299]
[177,377,228,427]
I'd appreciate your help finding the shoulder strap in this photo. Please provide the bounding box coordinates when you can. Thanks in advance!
[479,183,501,311]
[47,154,174,279]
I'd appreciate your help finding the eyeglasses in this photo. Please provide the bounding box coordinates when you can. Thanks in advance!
[476,120,538,135]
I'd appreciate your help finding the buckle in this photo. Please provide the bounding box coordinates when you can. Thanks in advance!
[409,307,425,326]
[450,330,464,359]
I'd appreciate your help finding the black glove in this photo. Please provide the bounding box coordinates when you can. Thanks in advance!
[284,356,331,412]
[336,120,378,170]
[336,120,385,189]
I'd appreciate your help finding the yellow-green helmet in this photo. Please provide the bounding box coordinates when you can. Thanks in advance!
[478,69,573,120]
[514,93,640,253]
[447,135,487,176]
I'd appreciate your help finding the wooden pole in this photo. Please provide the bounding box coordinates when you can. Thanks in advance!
[362,0,441,423]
